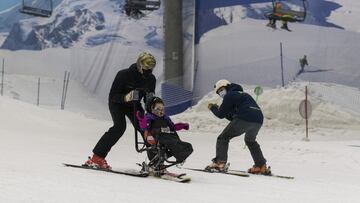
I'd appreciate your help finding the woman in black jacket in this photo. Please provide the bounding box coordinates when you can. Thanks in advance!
[84,52,157,170]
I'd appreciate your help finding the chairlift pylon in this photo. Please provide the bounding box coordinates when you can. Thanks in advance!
[20,0,53,18]
[266,0,307,23]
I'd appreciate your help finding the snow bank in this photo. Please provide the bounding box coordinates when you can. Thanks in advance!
[174,82,360,132]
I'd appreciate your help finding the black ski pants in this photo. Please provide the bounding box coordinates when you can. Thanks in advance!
[215,118,266,167]
[93,102,149,158]
[157,133,193,163]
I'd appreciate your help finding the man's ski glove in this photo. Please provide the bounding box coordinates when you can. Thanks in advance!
[174,123,189,131]
[124,91,134,102]
[136,111,148,130]
[144,131,156,145]
[208,103,219,110]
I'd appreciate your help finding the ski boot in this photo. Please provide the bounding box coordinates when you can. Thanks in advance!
[84,154,112,170]
[281,23,291,32]
[266,22,276,29]
[248,164,271,175]
[205,160,229,172]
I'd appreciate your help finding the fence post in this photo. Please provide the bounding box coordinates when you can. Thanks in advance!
[37,77,41,106]
[61,71,67,110]
[1,58,4,96]
[280,42,284,87]
[305,85,308,140]
[63,72,70,110]
[61,71,70,110]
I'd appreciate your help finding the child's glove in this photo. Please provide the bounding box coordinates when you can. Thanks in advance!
[174,123,189,131]
[144,131,156,145]
[136,111,148,130]
[146,135,156,145]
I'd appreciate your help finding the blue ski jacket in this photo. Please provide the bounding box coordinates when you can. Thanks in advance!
[210,83,264,124]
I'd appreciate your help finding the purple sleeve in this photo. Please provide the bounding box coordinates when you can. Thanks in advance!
[142,113,155,131]
[164,115,176,131]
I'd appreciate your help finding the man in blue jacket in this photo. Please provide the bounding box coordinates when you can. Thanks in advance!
[206,79,269,174]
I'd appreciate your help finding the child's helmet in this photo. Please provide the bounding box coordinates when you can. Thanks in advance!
[145,96,164,113]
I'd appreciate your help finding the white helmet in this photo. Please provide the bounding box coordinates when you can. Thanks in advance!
[214,79,230,93]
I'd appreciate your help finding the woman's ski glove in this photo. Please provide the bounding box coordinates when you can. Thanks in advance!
[174,123,189,131]
[144,131,156,145]
[124,91,134,102]
[136,111,148,130]
[208,103,219,110]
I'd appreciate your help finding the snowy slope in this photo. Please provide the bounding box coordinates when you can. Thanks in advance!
[324,0,360,32]
[1,83,360,202]
[194,18,360,98]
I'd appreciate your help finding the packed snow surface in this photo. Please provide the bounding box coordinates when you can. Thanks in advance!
[1,81,360,202]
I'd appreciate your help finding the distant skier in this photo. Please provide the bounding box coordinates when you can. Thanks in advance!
[298,55,309,75]
[206,80,269,174]
[84,52,157,170]
[136,96,193,173]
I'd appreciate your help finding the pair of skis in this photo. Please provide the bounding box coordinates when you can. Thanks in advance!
[63,163,294,182]
[184,167,294,179]
[63,163,191,183]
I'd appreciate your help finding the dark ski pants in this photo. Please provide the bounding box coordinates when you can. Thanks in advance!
[93,102,153,158]
[215,118,266,167]
[157,133,193,163]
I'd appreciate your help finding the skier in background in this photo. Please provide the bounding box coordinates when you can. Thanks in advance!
[298,55,309,76]
[84,52,157,170]
[206,79,270,174]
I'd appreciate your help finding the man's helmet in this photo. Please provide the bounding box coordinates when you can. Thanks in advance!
[214,79,231,94]
[137,52,156,74]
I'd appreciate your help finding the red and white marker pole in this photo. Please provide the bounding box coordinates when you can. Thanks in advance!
[299,85,312,141]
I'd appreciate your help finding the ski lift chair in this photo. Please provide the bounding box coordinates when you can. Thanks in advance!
[132,90,183,176]
[266,0,307,23]
[20,0,53,18]
[125,0,161,11]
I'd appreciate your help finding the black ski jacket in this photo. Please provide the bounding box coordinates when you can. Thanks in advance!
[109,63,156,106]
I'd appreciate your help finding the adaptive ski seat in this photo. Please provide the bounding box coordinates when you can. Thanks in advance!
[135,126,183,175]
[146,142,182,175]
